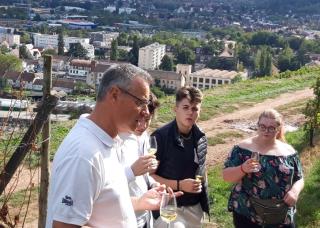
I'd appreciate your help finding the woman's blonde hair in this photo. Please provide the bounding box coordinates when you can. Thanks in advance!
[258,109,286,142]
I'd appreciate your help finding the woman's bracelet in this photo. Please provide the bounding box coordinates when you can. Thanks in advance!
[240,164,246,174]
[177,180,180,191]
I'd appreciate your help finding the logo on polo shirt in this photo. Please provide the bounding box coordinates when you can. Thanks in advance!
[62,195,73,206]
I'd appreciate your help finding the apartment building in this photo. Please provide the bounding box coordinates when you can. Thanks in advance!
[33,33,88,48]
[138,42,165,70]
[189,68,247,89]
[0,26,20,46]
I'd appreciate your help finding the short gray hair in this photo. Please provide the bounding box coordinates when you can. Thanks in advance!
[97,64,152,101]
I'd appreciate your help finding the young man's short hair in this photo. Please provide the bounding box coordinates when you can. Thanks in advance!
[176,86,203,104]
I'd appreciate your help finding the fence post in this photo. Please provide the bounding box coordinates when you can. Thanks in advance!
[39,55,52,228]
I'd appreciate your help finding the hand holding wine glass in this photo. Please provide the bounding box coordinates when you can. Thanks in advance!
[251,151,261,172]
[160,193,177,228]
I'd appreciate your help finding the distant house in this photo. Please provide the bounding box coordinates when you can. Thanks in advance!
[0,71,37,90]
[33,78,76,94]
[87,63,113,87]
[189,68,247,89]
[147,70,186,91]
[68,59,96,81]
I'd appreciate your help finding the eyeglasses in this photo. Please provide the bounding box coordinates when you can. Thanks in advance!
[257,124,278,133]
[118,87,151,108]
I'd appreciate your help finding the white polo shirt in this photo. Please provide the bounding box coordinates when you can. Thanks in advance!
[46,115,137,228]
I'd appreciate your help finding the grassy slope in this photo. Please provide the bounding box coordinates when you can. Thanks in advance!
[156,67,320,125]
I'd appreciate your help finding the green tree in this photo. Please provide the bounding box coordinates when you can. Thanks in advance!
[159,55,173,71]
[19,45,30,59]
[0,45,10,54]
[304,76,320,147]
[277,44,297,72]
[175,47,195,65]
[129,36,139,66]
[117,33,128,46]
[207,57,237,71]
[58,29,65,55]
[67,43,88,58]
[42,49,57,56]
[254,47,272,77]
[110,39,118,61]
[0,54,23,71]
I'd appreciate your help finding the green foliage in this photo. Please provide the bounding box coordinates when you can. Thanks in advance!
[117,33,128,46]
[296,159,320,227]
[231,74,243,83]
[151,86,166,99]
[0,44,10,54]
[42,49,57,56]
[129,36,139,66]
[67,43,88,58]
[254,47,272,77]
[249,31,284,47]
[303,76,320,146]
[278,44,300,72]
[207,165,233,227]
[207,57,237,71]
[175,47,195,65]
[208,131,243,146]
[286,128,309,154]
[110,39,118,61]
[0,54,22,71]
[159,55,173,71]
[19,45,31,59]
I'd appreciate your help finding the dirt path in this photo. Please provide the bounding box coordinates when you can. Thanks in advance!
[198,88,314,166]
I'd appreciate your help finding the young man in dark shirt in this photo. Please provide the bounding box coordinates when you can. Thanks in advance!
[151,86,209,228]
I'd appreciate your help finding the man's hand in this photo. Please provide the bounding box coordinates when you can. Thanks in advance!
[131,155,156,176]
[133,185,183,211]
[180,178,202,193]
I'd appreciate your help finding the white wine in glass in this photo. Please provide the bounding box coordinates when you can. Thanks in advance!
[148,136,157,155]
[251,151,261,172]
[160,193,177,228]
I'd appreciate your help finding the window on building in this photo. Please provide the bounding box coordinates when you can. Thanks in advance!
[199,78,203,83]
[218,80,222,84]
[205,78,210,83]
[205,85,210,89]
[193,84,197,87]
[171,81,173,84]
[212,79,216,84]
[193,77,197,82]
[225,80,229,84]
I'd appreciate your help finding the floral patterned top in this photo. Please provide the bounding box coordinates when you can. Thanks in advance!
[224,145,304,227]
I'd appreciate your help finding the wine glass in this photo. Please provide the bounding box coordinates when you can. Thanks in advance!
[148,136,157,155]
[148,136,158,169]
[160,193,177,228]
[251,151,261,172]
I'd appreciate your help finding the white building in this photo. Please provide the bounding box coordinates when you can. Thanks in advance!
[0,33,20,46]
[33,33,93,58]
[33,33,90,49]
[138,42,165,70]
[189,68,247,89]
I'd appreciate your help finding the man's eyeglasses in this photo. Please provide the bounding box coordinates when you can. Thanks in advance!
[257,124,278,133]
[118,87,151,108]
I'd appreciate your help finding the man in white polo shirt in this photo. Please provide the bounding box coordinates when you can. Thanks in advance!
[46,64,168,228]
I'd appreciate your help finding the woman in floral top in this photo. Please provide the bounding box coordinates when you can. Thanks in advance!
[223,109,304,228]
